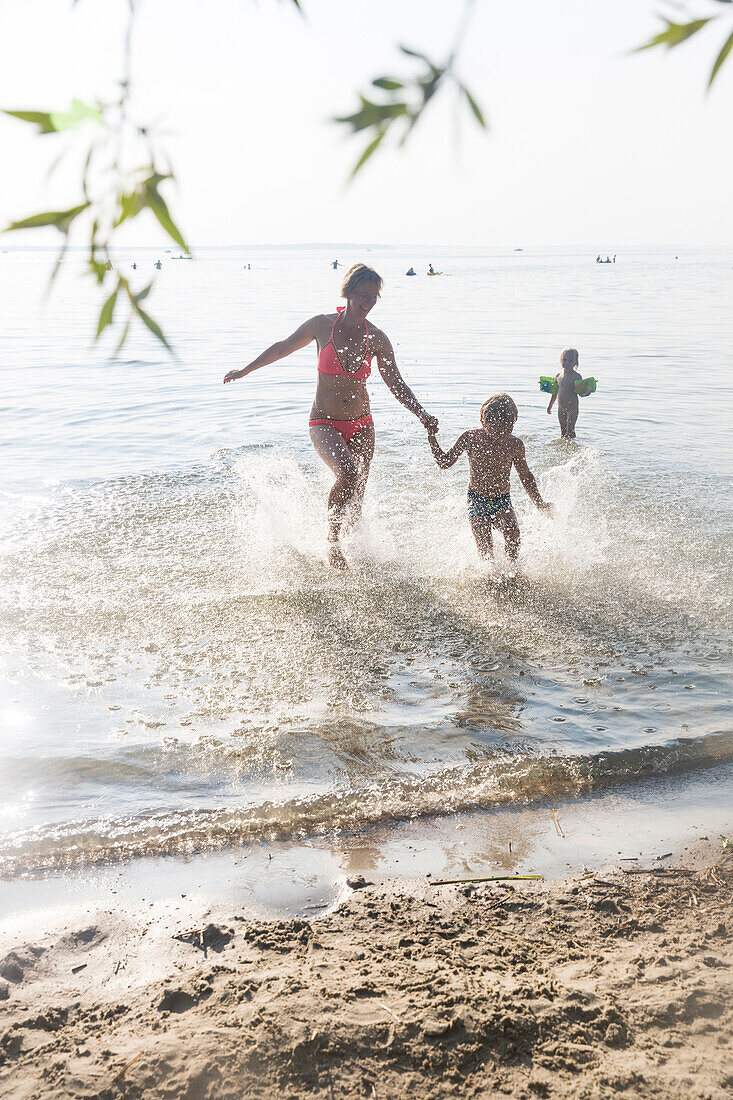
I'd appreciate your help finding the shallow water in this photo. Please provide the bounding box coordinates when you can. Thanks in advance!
[1,245,731,878]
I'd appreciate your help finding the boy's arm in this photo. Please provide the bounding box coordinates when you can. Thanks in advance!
[546,372,559,413]
[427,429,469,469]
[513,439,552,512]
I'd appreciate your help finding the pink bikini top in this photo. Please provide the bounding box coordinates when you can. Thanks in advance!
[317,307,372,382]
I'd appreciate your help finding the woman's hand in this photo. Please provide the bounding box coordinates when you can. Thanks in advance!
[422,412,439,434]
[223,368,243,384]
[546,404,553,414]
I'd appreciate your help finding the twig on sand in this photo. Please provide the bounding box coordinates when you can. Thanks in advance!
[552,808,565,837]
[490,927,521,941]
[112,1051,142,1082]
[175,927,205,950]
[377,1002,401,1022]
[621,868,693,876]
[429,874,543,887]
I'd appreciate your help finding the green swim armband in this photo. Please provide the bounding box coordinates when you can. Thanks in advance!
[539,377,558,394]
[575,377,597,395]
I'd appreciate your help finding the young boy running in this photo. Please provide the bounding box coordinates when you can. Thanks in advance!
[427,393,552,561]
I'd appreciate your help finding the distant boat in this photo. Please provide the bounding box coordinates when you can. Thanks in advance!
[172,254,193,260]
[514,248,524,252]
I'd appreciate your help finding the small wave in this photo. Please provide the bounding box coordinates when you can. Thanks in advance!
[2,731,730,879]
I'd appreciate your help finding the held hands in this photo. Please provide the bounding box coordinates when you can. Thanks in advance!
[539,502,554,517]
[422,413,439,435]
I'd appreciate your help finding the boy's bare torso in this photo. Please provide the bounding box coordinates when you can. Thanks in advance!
[556,368,582,406]
[463,429,520,496]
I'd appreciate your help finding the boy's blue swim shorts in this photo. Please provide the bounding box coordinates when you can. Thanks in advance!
[467,489,512,521]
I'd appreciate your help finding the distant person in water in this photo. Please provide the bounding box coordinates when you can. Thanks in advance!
[154,260,162,269]
[427,394,551,562]
[546,347,582,439]
[223,263,437,569]
[428,263,435,275]
[331,260,340,270]
[132,262,137,270]
[406,267,416,276]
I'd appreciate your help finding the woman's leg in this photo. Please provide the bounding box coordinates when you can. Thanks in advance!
[309,422,374,566]
[344,421,375,527]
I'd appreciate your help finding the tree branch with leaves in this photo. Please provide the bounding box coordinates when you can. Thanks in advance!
[635,0,733,88]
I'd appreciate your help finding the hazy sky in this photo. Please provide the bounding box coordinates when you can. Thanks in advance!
[1,0,731,247]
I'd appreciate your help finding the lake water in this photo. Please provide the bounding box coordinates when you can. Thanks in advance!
[1,245,731,881]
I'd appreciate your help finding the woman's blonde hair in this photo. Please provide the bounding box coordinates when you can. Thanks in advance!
[480,393,518,430]
[560,347,579,368]
[340,263,383,299]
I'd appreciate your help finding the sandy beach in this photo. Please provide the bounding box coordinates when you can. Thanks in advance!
[1,833,730,1099]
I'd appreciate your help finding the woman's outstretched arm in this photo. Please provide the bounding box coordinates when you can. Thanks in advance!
[223,317,320,383]
[374,331,438,431]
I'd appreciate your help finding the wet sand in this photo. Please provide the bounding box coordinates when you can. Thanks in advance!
[1,833,731,1099]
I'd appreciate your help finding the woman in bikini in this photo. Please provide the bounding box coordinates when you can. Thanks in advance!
[223,263,437,568]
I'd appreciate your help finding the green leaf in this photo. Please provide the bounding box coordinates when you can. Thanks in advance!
[709,26,733,86]
[398,44,433,65]
[144,183,188,252]
[48,241,69,288]
[372,77,404,91]
[116,190,145,226]
[112,318,132,359]
[88,256,107,284]
[123,280,173,355]
[3,109,57,134]
[461,83,487,128]
[135,303,173,354]
[95,283,119,341]
[335,98,408,133]
[351,129,386,178]
[635,18,711,53]
[398,44,441,79]
[49,98,101,132]
[6,202,89,233]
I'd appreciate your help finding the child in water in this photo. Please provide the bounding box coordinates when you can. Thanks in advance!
[546,347,582,439]
[427,393,552,562]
